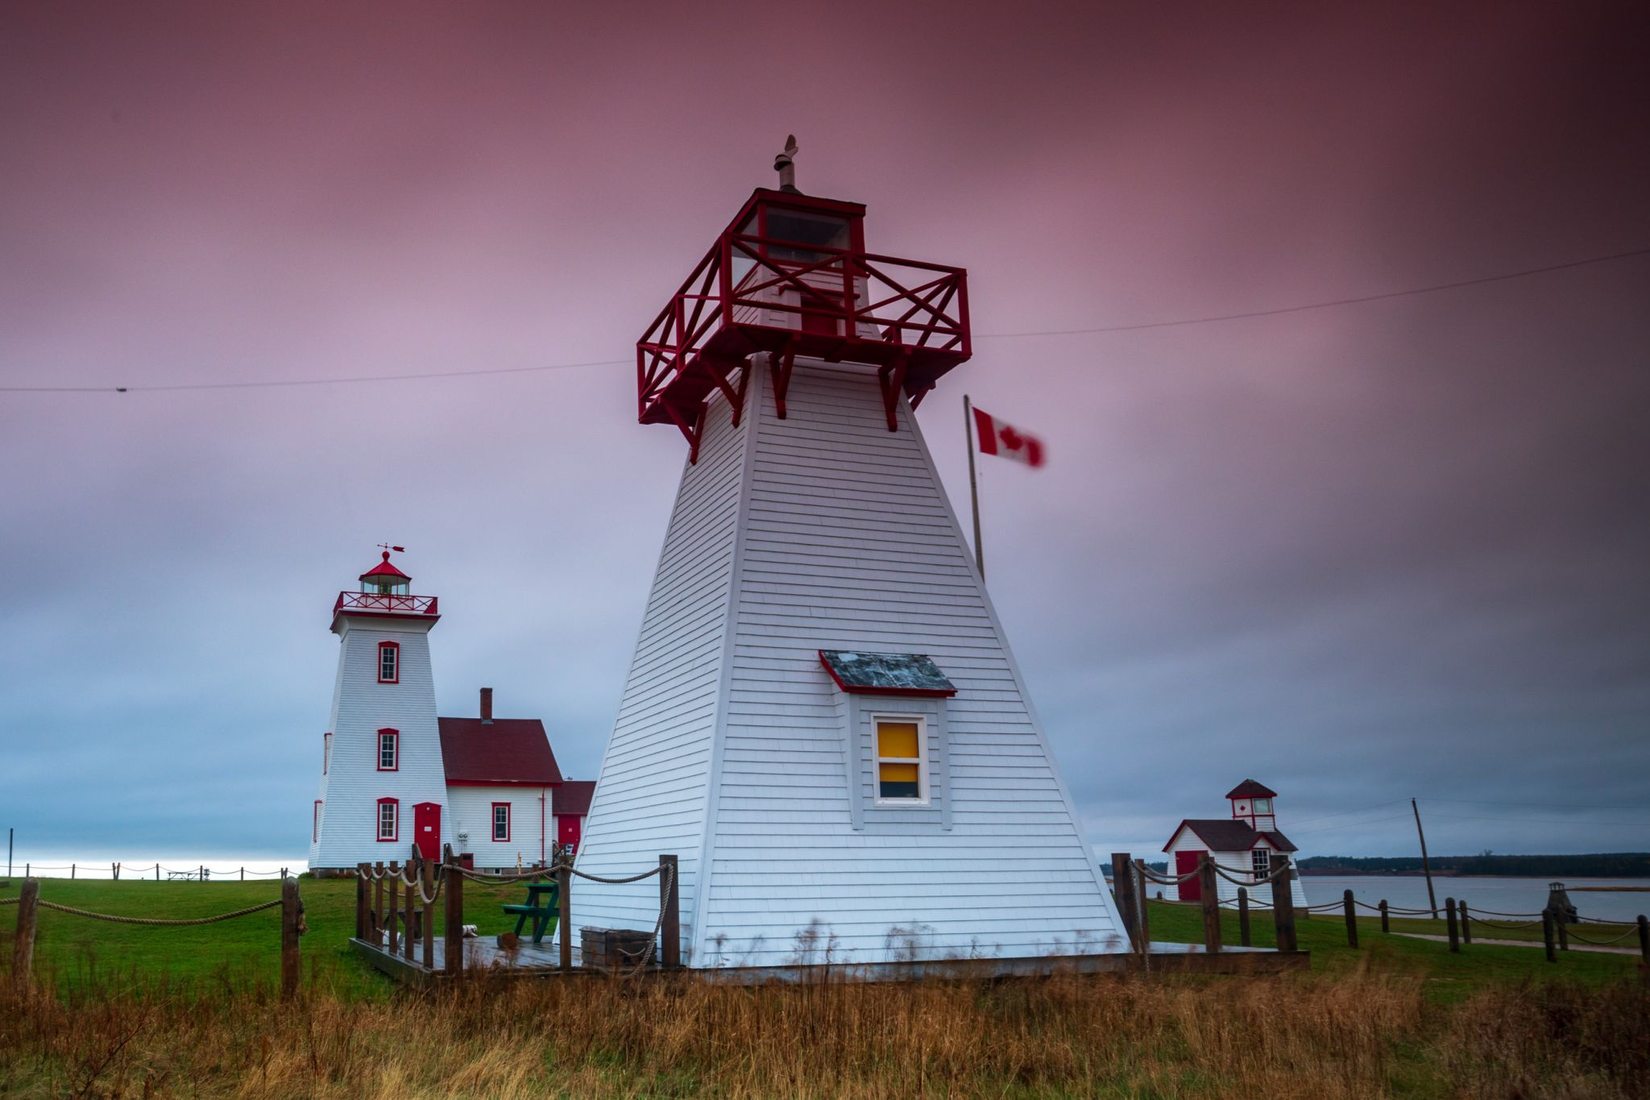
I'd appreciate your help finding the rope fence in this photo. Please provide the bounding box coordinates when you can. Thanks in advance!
[8,861,297,882]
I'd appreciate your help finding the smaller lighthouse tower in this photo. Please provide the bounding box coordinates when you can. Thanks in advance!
[309,550,447,870]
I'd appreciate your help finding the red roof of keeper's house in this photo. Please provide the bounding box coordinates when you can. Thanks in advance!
[437,717,563,786]
[554,780,596,817]
[1163,819,1298,853]
[1225,779,1278,800]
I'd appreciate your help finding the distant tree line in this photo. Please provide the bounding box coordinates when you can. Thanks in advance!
[1299,853,1650,878]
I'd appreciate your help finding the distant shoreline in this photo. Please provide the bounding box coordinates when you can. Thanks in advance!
[1298,853,1650,879]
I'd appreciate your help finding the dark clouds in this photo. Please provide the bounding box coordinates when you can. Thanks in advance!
[2,2,1647,863]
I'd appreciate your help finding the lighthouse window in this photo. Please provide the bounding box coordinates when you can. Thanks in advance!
[377,642,400,684]
[1252,797,1272,814]
[313,800,322,843]
[492,802,511,842]
[377,729,400,771]
[1251,848,1271,879]
[874,718,926,802]
[376,798,399,842]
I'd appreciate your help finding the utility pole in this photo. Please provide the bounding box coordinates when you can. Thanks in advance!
[963,394,985,580]
[1412,798,1438,918]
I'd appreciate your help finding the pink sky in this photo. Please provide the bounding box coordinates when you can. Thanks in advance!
[2,2,1647,861]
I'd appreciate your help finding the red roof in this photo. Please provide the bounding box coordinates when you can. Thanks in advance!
[1225,779,1278,800]
[437,717,562,785]
[554,780,596,817]
[1163,819,1298,853]
[360,551,412,583]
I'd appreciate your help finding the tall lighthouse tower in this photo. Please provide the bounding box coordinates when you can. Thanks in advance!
[573,147,1125,968]
[309,550,448,870]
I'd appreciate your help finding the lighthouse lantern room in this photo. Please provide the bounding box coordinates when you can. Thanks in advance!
[574,143,1124,969]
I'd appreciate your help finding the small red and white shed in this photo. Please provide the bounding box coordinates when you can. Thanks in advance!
[1161,780,1309,908]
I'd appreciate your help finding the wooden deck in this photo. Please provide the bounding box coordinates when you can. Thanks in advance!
[351,934,1306,987]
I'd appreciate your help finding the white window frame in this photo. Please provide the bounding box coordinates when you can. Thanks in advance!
[377,799,398,841]
[322,731,332,774]
[378,642,399,683]
[872,714,928,806]
[377,729,399,771]
[1251,847,1271,880]
[492,802,511,842]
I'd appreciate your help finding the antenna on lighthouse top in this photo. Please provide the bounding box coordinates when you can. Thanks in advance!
[774,135,799,193]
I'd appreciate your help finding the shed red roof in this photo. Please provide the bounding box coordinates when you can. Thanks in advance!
[554,780,596,817]
[1163,819,1298,854]
[1225,779,1278,800]
[437,717,562,786]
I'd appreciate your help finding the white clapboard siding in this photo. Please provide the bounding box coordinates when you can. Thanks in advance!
[445,786,552,870]
[577,355,1124,967]
[310,616,448,869]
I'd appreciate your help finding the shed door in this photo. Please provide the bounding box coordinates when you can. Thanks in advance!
[413,802,441,862]
[1176,850,1203,903]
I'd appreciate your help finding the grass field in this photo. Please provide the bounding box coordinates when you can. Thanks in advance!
[2,875,1647,1097]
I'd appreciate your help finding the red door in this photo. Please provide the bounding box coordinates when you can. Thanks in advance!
[413,802,441,862]
[1176,850,1203,902]
[557,814,581,853]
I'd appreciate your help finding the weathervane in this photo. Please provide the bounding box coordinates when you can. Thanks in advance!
[774,135,799,192]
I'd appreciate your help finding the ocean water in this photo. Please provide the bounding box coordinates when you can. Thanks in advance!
[1301,875,1649,924]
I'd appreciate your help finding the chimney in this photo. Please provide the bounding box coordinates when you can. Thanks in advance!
[480,687,493,724]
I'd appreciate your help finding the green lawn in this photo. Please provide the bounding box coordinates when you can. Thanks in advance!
[2,876,1641,1001]
[1143,898,1643,1000]
[0,873,529,999]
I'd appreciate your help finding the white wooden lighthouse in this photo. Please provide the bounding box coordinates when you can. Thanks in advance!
[309,550,449,869]
[573,149,1125,968]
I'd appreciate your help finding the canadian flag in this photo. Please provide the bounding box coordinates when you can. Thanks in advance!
[972,406,1046,468]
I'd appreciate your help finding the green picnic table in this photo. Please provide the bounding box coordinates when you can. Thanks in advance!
[501,881,560,944]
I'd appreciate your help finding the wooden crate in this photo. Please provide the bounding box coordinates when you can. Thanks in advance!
[580,927,656,972]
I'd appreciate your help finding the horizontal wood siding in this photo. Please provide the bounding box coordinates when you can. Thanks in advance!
[311,618,447,869]
[697,362,1123,966]
[446,786,550,870]
[571,393,747,943]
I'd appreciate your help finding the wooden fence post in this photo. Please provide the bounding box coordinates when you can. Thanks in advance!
[1131,859,1153,956]
[1271,855,1297,952]
[1110,853,1138,949]
[1557,913,1570,952]
[387,862,400,955]
[1542,908,1557,962]
[112,862,119,880]
[443,845,464,979]
[240,867,245,882]
[355,864,369,940]
[660,854,680,969]
[71,864,76,880]
[421,856,435,969]
[1445,897,1460,953]
[402,858,416,963]
[1636,914,1647,968]
[1343,889,1359,948]
[1198,855,1221,953]
[1237,887,1251,947]
[373,861,385,944]
[1379,899,1389,933]
[12,879,39,992]
[280,876,301,1000]
[1458,899,1471,944]
[558,859,573,972]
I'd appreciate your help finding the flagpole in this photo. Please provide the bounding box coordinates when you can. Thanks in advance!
[964,393,984,581]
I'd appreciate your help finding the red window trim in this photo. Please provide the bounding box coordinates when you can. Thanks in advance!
[377,640,401,684]
[376,797,399,842]
[312,800,323,843]
[376,728,399,772]
[491,801,511,842]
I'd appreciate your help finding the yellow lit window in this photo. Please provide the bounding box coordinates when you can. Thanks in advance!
[876,719,924,801]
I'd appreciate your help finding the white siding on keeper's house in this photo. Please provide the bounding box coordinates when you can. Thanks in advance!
[310,616,448,869]
[446,785,552,870]
[577,356,1126,968]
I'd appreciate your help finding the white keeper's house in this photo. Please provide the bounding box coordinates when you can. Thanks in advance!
[1161,779,1309,908]
[571,149,1127,969]
[307,551,589,872]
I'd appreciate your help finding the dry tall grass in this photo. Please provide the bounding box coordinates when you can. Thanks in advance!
[1,966,1645,1098]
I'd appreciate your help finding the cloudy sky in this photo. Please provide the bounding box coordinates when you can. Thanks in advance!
[3,2,1647,866]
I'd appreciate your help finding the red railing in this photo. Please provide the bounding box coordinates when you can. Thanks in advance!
[637,230,970,431]
[334,592,439,616]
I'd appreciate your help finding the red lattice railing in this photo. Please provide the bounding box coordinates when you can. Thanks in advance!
[334,592,439,616]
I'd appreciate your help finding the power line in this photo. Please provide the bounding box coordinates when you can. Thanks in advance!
[0,358,632,395]
[973,245,1650,338]
[4,244,1646,395]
